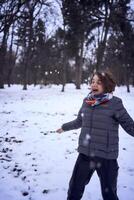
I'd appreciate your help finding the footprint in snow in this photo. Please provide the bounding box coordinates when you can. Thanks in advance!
[22,191,29,196]
[128,168,134,176]
[42,188,58,194]
[25,153,32,156]
[42,189,50,194]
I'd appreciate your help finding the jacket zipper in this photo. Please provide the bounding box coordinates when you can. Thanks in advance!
[88,106,95,154]
[90,106,95,130]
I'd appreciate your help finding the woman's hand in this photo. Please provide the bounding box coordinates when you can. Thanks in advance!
[56,128,64,134]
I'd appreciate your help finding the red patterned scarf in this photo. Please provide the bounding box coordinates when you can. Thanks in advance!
[85,93,113,106]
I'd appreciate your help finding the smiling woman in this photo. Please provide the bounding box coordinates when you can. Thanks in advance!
[56,70,134,200]
[90,71,116,95]
[90,74,104,94]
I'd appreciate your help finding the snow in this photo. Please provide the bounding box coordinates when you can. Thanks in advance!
[0,84,134,200]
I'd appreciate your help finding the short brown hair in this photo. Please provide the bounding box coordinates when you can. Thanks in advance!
[90,71,116,93]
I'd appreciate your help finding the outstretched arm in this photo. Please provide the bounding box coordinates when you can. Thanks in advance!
[114,99,134,137]
[61,107,83,131]
[56,100,84,133]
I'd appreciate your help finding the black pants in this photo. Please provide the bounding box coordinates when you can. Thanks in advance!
[67,153,119,200]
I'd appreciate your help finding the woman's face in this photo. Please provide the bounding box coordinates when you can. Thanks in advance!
[90,74,104,95]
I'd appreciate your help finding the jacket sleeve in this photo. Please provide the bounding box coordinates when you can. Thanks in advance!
[114,98,134,137]
[61,101,84,131]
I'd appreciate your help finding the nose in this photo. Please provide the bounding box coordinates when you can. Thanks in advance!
[92,82,97,87]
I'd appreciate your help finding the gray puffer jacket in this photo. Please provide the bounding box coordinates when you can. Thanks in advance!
[62,96,134,159]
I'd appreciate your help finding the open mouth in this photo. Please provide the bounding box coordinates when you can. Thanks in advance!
[92,89,98,92]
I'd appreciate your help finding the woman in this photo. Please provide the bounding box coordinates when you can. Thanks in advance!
[56,71,134,200]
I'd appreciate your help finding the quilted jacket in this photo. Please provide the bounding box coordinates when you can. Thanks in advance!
[62,96,134,159]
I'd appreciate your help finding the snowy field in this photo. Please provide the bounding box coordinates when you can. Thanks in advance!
[0,84,134,200]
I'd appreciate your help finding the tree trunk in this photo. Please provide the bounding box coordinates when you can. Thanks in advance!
[96,1,109,70]
[33,68,37,86]
[61,52,67,92]
[61,63,66,92]
[7,69,13,87]
[126,84,130,93]
[0,33,7,88]
[23,63,28,90]
[61,24,67,92]
[75,38,84,89]
[96,24,109,70]
[7,23,15,87]
[22,8,34,90]
[126,67,130,93]
[75,55,82,89]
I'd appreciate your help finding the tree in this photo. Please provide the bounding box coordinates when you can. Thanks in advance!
[61,0,102,89]
[0,0,25,88]
[103,0,134,92]
[6,23,16,87]
[33,18,46,85]
[16,0,45,90]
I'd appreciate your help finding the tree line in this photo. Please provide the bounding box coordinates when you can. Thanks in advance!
[0,0,134,92]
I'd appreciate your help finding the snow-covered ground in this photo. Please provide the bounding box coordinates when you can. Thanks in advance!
[0,84,134,200]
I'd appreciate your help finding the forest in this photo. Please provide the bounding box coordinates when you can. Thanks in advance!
[0,0,134,92]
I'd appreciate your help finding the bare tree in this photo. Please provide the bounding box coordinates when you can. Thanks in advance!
[0,0,25,88]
